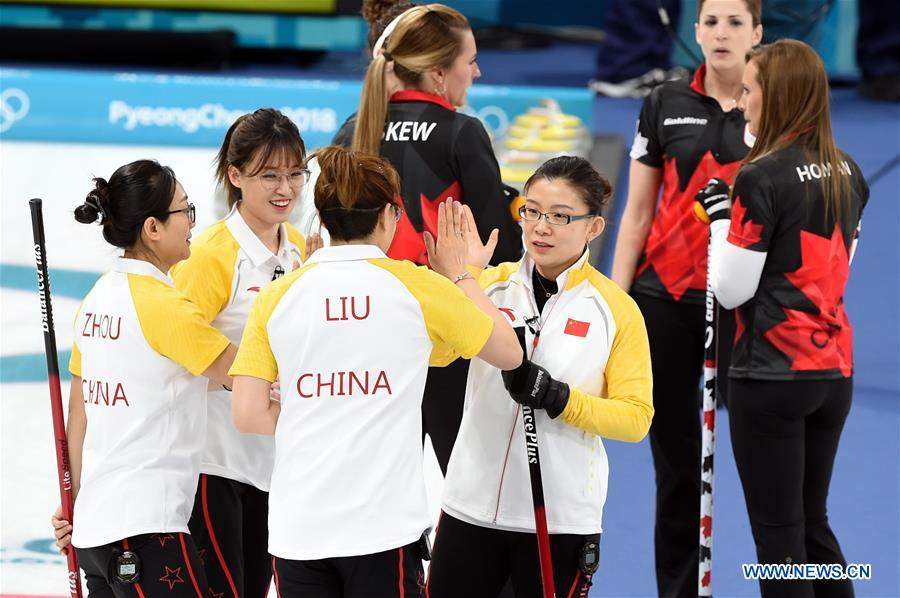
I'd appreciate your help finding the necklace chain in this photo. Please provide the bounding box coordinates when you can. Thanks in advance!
[535,272,553,299]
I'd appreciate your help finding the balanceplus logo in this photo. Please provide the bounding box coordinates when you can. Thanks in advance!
[108,100,337,134]
[0,88,30,133]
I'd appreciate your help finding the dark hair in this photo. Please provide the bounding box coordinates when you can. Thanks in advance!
[74,159,178,249]
[314,145,401,242]
[523,156,612,215]
[698,0,762,27]
[215,108,307,208]
[363,0,416,50]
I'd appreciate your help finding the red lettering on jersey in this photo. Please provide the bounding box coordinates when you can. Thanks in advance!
[297,373,314,398]
[372,370,392,395]
[112,383,129,406]
[82,378,129,406]
[325,296,371,321]
[727,196,764,248]
[81,312,122,340]
[295,370,392,398]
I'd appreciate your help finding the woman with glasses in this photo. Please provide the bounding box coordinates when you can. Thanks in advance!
[51,159,235,597]
[428,156,654,597]
[229,145,522,597]
[168,108,320,598]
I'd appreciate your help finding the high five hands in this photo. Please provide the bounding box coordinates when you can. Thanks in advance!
[424,199,499,277]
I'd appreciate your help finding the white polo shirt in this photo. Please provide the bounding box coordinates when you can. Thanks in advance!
[69,258,230,548]
[171,205,306,492]
[229,244,493,560]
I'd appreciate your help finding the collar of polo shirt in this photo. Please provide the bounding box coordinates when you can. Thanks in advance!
[303,244,387,266]
[224,205,290,267]
[116,256,175,286]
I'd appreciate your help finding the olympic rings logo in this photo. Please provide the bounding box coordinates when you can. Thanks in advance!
[462,104,510,139]
[0,88,30,133]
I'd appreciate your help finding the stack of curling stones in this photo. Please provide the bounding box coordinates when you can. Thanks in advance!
[494,99,592,188]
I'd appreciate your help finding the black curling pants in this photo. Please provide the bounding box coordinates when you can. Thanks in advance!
[729,376,854,598]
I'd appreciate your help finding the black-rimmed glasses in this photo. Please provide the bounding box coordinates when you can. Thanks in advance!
[518,206,596,226]
[167,203,196,224]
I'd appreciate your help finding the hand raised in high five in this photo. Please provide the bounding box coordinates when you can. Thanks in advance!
[424,199,469,281]
[461,204,499,269]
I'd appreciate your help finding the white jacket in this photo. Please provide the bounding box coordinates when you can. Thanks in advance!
[442,253,653,535]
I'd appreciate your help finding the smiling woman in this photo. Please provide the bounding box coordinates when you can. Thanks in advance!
[168,107,320,598]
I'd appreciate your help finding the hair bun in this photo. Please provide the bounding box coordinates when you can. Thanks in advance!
[362,0,407,25]
[74,179,109,225]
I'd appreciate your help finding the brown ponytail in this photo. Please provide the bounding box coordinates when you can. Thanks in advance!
[314,145,401,241]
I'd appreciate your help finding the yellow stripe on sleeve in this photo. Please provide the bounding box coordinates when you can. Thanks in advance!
[372,260,494,367]
[285,224,307,262]
[69,343,82,378]
[559,271,654,442]
[229,264,317,382]
[129,275,231,376]
[170,221,239,323]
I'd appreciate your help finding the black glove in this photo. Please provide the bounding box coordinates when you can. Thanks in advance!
[694,177,732,224]
[501,357,570,419]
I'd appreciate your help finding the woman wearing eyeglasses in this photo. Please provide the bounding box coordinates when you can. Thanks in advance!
[229,145,522,597]
[168,108,320,598]
[428,156,654,597]
[52,159,235,597]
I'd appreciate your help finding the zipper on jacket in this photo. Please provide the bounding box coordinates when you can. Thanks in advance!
[491,287,556,523]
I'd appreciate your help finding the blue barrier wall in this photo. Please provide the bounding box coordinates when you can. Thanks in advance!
[0,67,593,148]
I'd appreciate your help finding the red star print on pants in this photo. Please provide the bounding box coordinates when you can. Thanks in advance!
[151,533,176,547]
[208,589,225,598]
[159,566,184,590]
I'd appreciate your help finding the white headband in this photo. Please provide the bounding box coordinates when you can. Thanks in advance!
[372,8,414,58]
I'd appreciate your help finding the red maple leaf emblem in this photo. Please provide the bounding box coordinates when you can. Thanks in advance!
[388,181,462,266]
[637,152,740,300]
[701,515,713,539]
[764,226,852,376]
[726,196,764,248]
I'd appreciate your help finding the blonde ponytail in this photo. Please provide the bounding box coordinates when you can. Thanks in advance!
[353,54,390,156]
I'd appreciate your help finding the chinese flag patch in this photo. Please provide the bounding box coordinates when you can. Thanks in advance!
[564,318,590,337]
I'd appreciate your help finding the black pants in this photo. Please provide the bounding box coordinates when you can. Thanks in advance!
[633,292,703,598]
[427,512,598,598]
[271,541,425,598]
[422,358,469,475]
[76,532,207,597]
[594,0,680,81]
[187,474,271,598]
[729,377,854,598]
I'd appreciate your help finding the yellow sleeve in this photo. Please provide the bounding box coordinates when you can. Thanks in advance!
[373,260,494,367]
[560,278,654,442]
[285,224,307,262]
[69,343,82,377]
[229,265,313,382]
[68,295,87,377]
[129,275,231,376]
[170,223,238,322]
